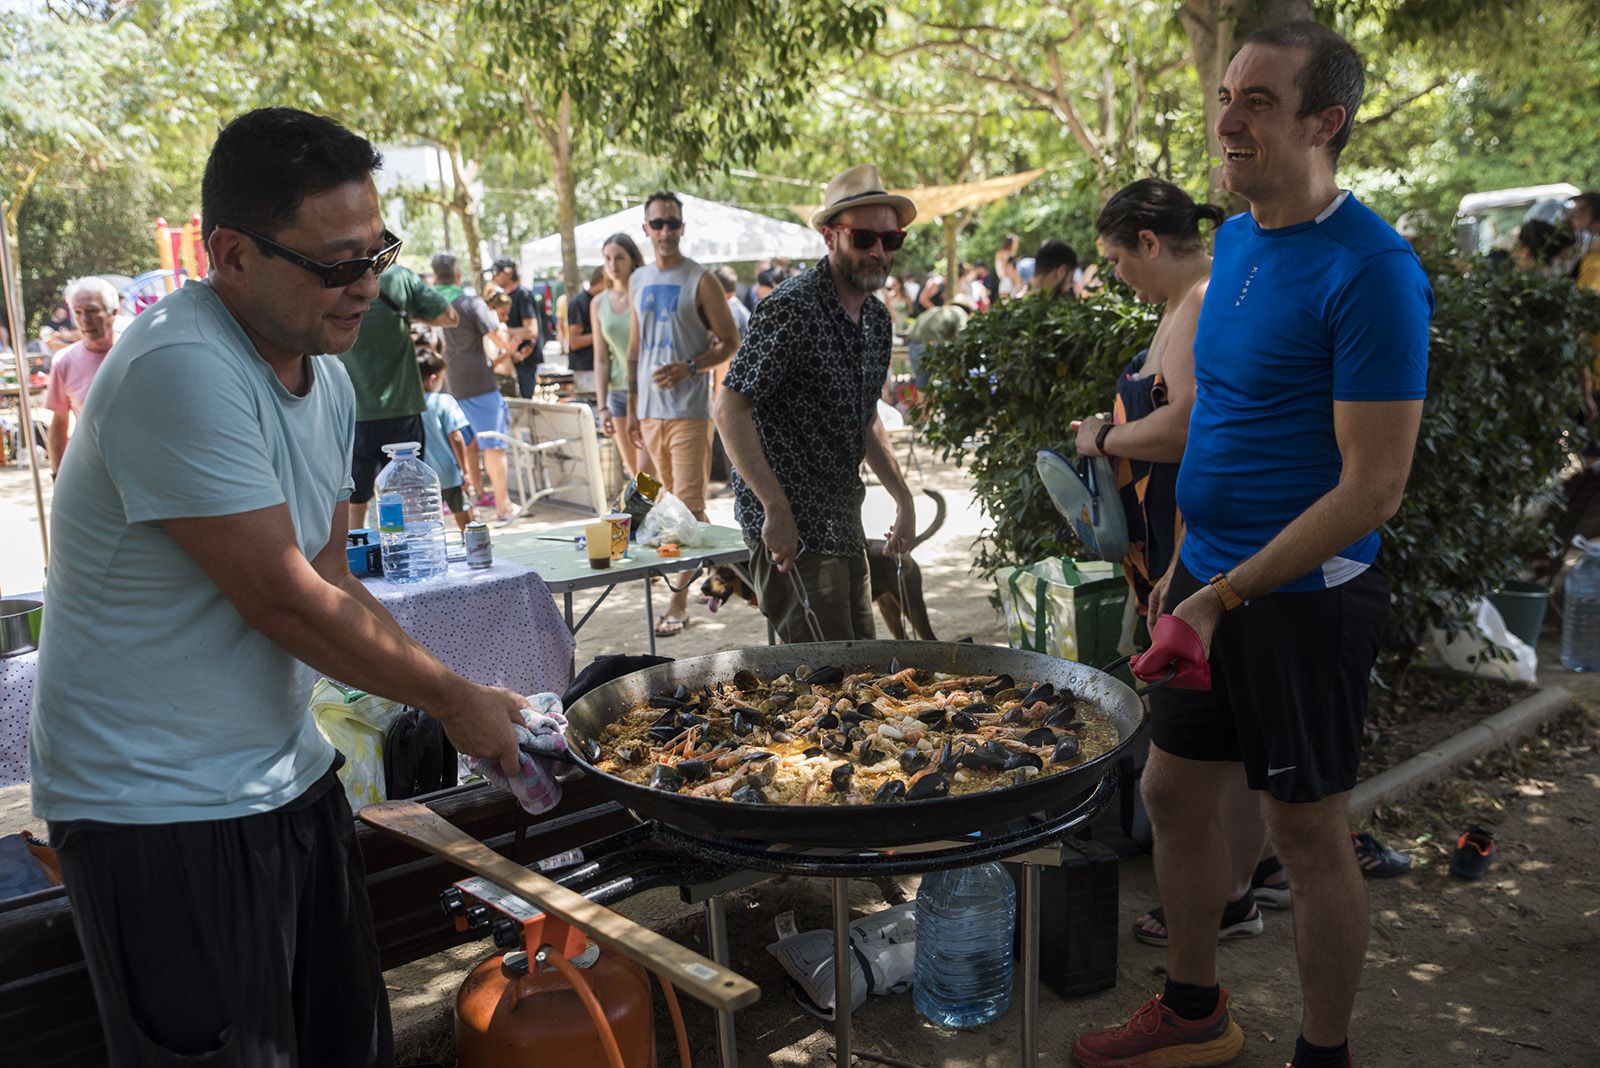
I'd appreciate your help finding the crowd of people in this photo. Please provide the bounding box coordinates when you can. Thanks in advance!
[19,13,1600,1068]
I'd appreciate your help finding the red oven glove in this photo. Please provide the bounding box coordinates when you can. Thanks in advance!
[1130,615,1212,691]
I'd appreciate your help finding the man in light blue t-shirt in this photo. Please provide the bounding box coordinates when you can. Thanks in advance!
[30,107,527,1067]
[1075,23,1431,1068]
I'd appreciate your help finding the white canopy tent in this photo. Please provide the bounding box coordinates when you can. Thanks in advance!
[518,193,826,271]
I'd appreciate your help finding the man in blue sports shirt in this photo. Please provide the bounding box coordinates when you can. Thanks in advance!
[1073,22,1431,1068]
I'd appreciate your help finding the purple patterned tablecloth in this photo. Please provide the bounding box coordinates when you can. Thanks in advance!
[360,558,575,698]
[0,561,573,789]
[1,650,38,788]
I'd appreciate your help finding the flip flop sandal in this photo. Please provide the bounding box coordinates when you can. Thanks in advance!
[1131,892,1262,947]
[1449,825,1497,880]
[1352,831,1412,877]
[653,615,687,638]
[1251,855,1292,909]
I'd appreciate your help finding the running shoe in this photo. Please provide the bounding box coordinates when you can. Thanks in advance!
[1351,831,1411,877]
[1072,988,1244,1067]
[1449,826,1496,880]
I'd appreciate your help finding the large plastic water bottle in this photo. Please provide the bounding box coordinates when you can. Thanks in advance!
[1562,537,1600,670]
[912,862,1016,1028]
[375,441,448,584]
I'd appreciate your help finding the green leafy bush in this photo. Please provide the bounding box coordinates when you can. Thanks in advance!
[921,262,1600,663]
[1383,258,1600,654]
[919,292,1158,576]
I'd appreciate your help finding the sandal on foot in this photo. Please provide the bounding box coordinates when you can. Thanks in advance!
[1352,831,1412,877]
[1449,825,1496,880]
[1251,855,1292,909]
[1132,893,1262,947]
[653,615,687,637]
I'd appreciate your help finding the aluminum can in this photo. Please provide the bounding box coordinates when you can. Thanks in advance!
[464,521,493,569]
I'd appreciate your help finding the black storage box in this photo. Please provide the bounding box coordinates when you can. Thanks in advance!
[1006,838,1120,998]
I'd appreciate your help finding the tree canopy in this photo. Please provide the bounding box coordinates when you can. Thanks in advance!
[4,0,1598,326]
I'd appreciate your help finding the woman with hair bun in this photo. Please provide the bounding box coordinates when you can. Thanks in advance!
[1073,178,1221,617]
[1071,178,1289,944]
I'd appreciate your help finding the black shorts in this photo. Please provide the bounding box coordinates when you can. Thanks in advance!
[1148,557,1389,803]
[441,484,466,514]
[50,759,392,1067]
[351,413,426,504]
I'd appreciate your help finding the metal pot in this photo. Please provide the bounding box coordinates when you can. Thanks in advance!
[0,599,42,659]
[561,640,1151,847]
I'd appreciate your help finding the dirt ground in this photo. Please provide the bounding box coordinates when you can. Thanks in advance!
[392,701,1599,1068]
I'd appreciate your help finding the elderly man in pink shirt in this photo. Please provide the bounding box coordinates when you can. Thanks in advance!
[45,277,121,475]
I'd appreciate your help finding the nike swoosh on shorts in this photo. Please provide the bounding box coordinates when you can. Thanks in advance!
[1267,765,1297,776]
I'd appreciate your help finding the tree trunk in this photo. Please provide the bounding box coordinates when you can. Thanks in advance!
[443,141,483,274]
[552,91,580,295]
[943,214,962,297]
[1177,0,1313,203]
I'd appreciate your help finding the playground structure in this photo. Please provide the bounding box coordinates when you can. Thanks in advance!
[123,215,208,314]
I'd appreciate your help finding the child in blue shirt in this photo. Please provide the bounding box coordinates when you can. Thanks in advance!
[417,348,474,530]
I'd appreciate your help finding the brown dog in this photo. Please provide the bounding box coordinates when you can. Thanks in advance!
[701,490,946,639]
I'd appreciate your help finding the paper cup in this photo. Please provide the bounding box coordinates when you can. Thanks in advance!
[606,512,631,560]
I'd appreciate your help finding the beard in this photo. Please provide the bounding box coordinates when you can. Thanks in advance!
[835,246,891,293]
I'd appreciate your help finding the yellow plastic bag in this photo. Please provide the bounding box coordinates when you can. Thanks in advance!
[310,679,410,808]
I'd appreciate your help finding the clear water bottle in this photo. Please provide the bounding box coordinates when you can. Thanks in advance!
[375,441,447,584]
[912,861,1016,1028]
[1562,536,1600,670]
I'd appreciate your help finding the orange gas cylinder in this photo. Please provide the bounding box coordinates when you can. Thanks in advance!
[455,946,656,1068]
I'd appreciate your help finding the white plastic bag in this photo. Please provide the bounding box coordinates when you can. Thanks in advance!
[636,488,706,547]
[1424,598,1537,684]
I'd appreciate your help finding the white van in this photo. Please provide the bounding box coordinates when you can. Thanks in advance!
[1455,183,1579,255]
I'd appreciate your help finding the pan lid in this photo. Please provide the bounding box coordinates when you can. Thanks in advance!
[1036,448,1128,562]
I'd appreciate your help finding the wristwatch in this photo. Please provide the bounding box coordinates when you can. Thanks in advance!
[1094,421,1115,456]
[1208,573,1247,612]
[685,357,700,375]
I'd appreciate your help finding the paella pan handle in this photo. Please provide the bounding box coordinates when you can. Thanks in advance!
[1099,654,1177,697]
[526,739,580,765]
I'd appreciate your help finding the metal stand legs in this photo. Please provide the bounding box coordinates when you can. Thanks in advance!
[1019,861,1041,1068]
[832,878,852,1066]
[705,896,739,1068]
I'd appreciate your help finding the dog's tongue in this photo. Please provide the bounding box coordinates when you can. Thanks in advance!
[705,597,720,614]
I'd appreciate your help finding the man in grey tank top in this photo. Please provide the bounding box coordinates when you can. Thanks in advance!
[625,190,742,636]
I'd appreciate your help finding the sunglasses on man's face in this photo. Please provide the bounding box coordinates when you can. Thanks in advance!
[647,217,684,232]
[237,227,404,288]
[835,226,907,252]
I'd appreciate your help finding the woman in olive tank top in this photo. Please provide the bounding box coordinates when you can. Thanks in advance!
[594,233,654,478]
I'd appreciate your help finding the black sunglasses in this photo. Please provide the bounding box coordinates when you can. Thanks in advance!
[835,226,907,252]
[646,217,684,231]
[236,227,404,288]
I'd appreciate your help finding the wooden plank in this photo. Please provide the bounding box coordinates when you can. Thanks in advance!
[359,800,760,1013]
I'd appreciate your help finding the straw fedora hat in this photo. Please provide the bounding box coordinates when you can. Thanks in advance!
[811,165,918,231]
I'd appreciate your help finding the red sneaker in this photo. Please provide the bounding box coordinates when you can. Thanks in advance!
[1072,988,1244,1067]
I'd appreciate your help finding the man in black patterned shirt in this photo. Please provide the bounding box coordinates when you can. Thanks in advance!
[715,165,920,641]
